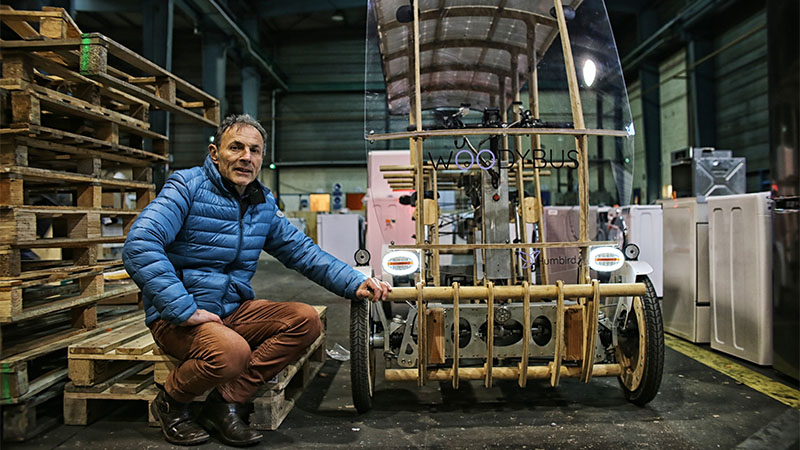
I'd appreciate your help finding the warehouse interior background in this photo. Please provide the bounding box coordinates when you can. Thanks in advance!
[0,0,798,447]
[4,0,785,201]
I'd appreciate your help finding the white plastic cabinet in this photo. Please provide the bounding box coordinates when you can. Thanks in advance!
[708,192,773,365]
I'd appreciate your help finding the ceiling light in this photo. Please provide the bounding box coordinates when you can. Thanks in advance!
[331,11,345,22]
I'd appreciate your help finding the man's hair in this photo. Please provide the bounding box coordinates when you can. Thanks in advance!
[212,114,268,151]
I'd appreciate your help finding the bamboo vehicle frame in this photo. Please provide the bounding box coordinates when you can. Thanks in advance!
[352,0,664,413]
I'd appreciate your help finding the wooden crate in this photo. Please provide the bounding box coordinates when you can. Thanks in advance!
[64,306,328,431]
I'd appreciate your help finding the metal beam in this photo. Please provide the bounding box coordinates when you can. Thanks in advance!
[240,18,261,118]
[142,0,173,190]
[72,0,137,13]
[639,9,662,204]
[256,0,365,18]
[687,38,715,147]
[202,31,228,119]
[187,0,288,90]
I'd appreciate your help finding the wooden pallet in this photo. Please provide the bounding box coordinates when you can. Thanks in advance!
[2,380,65,441]
[1,310,143,403]
[0,6,219,128]
[64,306,328,431]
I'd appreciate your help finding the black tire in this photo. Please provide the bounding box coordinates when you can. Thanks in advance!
[350,299,376,413]
[617,275,664,406]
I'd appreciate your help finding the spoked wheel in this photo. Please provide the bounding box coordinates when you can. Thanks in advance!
[616,276,664,405]
[350,299,376,413]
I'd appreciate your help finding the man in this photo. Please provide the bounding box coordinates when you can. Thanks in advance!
[123,114,390,446]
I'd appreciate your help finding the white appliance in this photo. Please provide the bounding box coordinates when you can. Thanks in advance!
[622,205,664,297]
[660,197,711,343]
[317,213,363,267]
[708,192,773,365]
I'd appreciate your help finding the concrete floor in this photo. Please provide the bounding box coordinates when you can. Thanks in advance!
[6,255,799,449]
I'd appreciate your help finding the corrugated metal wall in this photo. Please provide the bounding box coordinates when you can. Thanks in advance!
[714,9,769,192]
[275,34,376,164]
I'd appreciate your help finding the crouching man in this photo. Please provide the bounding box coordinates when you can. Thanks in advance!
[123,114,390,446]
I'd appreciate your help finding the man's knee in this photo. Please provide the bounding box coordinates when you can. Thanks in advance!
[207,339,251,380]
[291,303,322,344]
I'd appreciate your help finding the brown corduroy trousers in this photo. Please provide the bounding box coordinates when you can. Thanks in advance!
[149,300,322,404]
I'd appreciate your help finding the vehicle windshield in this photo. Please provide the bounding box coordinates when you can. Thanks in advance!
[363,0,635,283]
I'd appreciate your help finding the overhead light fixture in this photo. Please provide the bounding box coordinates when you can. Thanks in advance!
[582,59,597,87]
[331,11,345,22]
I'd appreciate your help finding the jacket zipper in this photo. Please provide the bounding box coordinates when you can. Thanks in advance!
[222,201,245,304]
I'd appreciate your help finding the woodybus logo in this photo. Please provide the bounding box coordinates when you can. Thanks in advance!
[427,148,579,171]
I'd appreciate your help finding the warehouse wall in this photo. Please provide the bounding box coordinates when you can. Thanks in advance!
[275,33,374,165]
[659,49,690,194]
[627,80,647,204]
[714,9,769,192]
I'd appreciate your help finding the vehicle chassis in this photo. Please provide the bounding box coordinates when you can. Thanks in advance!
[352,0,664,412]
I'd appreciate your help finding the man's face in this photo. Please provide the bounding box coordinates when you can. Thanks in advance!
[209,124,264,194]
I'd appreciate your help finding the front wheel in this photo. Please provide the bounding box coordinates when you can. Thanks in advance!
[616,276,664,405]
[350,299,376,413]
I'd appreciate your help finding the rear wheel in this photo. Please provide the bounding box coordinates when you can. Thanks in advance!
[616,276,664,405]
[350,299,376,413]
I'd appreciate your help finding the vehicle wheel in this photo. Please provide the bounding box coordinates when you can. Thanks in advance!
[350,299,376,413]
[616,275,664,405]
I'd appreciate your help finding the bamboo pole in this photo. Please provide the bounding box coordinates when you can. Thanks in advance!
[485,281,495,388]
[384,364,623,382]
[452,282,460,389]
[519,280,531,387]
[581,279,601,383]
[385,283,645,302]
[551,280,565,386]
[416,281,426,386]
[526,22,550,285]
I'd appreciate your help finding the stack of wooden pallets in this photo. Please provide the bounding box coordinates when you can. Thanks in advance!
[0,6,219,441]
[64,306,328,431]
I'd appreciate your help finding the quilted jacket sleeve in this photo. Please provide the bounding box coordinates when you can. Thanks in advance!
[263,201,367,301]
[122,171,197,325]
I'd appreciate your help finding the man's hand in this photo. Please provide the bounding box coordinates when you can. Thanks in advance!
[356,277,392,303]
[182,308,223,326]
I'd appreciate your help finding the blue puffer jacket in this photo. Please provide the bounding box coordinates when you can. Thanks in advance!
[123,155,367,326]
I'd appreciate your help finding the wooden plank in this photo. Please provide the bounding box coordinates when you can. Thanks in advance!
[2,125,167,163]
[564,306,583,361]
[114,333,155,355]
[1,368,67,404]
[9,235,126,249]
[86,72,217,127]
[1,311,142,362]
[69,321,149,355]
[85,33,218,105]
[1,283,138,324]
[425,308,445,364]
[110,367,153,394]
[1,165,154,190]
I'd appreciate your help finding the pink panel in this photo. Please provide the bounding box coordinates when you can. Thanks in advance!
[366,151,416,277]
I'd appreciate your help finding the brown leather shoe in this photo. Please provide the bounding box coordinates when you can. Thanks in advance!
[151,384,210,446]
[198,388,263,447]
